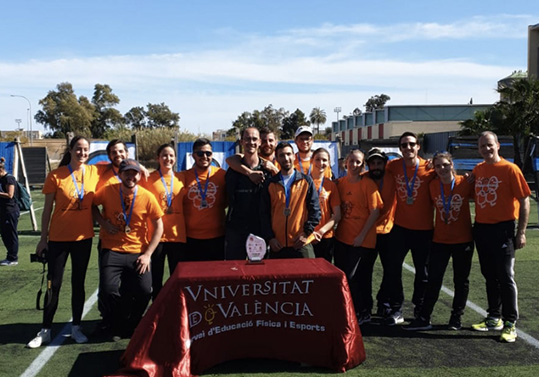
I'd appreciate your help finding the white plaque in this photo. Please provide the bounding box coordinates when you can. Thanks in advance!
[246,234,266,263]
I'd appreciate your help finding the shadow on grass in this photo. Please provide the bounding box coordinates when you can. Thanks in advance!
[69,350,124,377]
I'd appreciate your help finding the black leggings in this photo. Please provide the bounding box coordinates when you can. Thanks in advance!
[43,238,92,328]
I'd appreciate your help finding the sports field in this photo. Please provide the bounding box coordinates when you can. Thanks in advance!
[2,190,539,377]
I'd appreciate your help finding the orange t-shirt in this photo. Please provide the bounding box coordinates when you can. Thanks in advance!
[95,164,122,191]
[180,167,227,239]
[430,175,473,244]
[312,176,341,239]
[473,159,531,224]
[386,157,436,230]
[94,183,164,253]
[362,171,397,235]
[42,164,100,242]
[140,170,186,243]
[295,153,333,178]
[335,176,383,248]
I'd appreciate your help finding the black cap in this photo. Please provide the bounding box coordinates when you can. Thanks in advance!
[366,148,387,162]
[118,158,142,173]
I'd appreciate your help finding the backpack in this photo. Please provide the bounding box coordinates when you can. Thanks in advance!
[7,175,32,211]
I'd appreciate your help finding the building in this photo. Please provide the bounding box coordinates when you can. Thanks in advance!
[331,104,491,145]
[529,23,539,79]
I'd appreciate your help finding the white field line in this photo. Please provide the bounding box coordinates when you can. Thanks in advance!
[20,207,44,215]
[403,262,539,349]
[20,289,98,377]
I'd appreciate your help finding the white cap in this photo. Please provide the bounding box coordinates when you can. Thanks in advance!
[294,126,313,138]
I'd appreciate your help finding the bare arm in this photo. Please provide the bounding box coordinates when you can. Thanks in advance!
[36,193,55,255]
[353,208,380,247]
[515,196,530,249]
[312,205,342,242]
[0,184,15,199]
[136,217,164,274]
[92,205,120,235]
[226,153,265,184]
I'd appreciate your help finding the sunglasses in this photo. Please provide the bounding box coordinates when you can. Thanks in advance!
[194,151,213,157]
[400,142,417,148]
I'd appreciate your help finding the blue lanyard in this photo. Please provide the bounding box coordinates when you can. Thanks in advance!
[67,164,85,202]
[440,178,455,221]
[297,153,311,175]
[279,173,292,209]
[402,159,419,198]
[194,167,211,202]
[159,169,174,208]
[112,167,121,183]
[316,176,325,197]
[120,186,137,228]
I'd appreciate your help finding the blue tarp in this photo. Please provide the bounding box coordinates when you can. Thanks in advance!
[0,142,16,174]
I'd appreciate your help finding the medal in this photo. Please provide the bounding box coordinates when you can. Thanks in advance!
[402,159,418,206]
[68,164,85,210]
[159,169,174,213]
[280,172,293,218]
[440,178,455,226]
[195,167,211,210]
[166,206,173,214]
[120,186,137,236]
[284,208,291,216]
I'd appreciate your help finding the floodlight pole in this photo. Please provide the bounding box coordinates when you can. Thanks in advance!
[10,94,33,145]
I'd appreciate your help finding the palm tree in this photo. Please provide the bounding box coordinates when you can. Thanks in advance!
[309,107,327,135]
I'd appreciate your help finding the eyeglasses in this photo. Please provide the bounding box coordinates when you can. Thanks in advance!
[400,142,417,149]
[194,151,212,157]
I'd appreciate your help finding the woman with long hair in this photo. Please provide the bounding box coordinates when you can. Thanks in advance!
[27,136,100,348]
[0,157,19,266]
[141,143,186,300]
[334,149,382,325]
[404,151,474,331]
[309,148,341,262]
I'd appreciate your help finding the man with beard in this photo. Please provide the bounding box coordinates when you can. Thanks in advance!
[384,132,436,325]
[93,159,164,339]
[225,127,272,260]
[96,140,129,191]
[226,128,279,185]
[364,148,397,320]
[261,142,320,259]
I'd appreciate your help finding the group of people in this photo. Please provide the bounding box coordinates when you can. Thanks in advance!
[23,125,530,349]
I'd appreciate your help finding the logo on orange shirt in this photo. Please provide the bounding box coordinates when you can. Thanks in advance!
[435,194,464,224]
[187,182,218,210]
[475,176,500,208]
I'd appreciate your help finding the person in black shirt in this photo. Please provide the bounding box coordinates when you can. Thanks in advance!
[0,157,19,266]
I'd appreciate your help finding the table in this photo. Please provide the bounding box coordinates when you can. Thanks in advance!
[113,258,365,377]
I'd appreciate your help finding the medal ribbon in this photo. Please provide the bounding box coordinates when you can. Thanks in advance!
[316,176,325,197]
[120,186,137,230]
[297,153,312,175]
[159,169,174,208]
[402,159,419,199]
[440,178,455,223]
[195,167,211,204]
[279,172,292,210]
[67,164,85,203]
[113,167,121,183]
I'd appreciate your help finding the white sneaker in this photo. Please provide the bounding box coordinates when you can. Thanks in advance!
[27,328,51,348]
[71,325,88,344]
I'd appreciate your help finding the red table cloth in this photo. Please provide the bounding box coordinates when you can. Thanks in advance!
[113,258,365,377]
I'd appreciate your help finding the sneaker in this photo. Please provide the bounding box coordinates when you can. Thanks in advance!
[384,311,404,326]
[448,315,462,331]
[0,259,18,266]
[404,317,432,331]
[71,325,88,344]
[376,304,391,318]
[27,328,51,349]
[500,321,517,343]
[357,312,372,325]
[471,317,503,332]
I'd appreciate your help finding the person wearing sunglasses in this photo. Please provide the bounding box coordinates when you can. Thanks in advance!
[384,132,436,326]
[179,138,227,261]
[404,151,474,332]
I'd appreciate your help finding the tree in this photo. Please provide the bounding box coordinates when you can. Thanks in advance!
[35,82,94,138]
[459,77,539,168]
[146,103,180,129]
[364,94,391,112]
[124,106,147,130]
[91,84,123,138]
[281,109,310,140]
[309,107,327,134]
[229,105,288,137]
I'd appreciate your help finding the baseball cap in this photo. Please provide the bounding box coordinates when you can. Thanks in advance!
[294,126,313,138]
[366,148,387,162]
[118,158,142,173]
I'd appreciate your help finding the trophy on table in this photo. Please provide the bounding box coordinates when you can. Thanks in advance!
[246,233,266,264]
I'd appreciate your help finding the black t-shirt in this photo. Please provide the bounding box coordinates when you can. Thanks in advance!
[0,174,18,212]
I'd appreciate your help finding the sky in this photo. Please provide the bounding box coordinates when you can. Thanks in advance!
[0,0,537,136]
